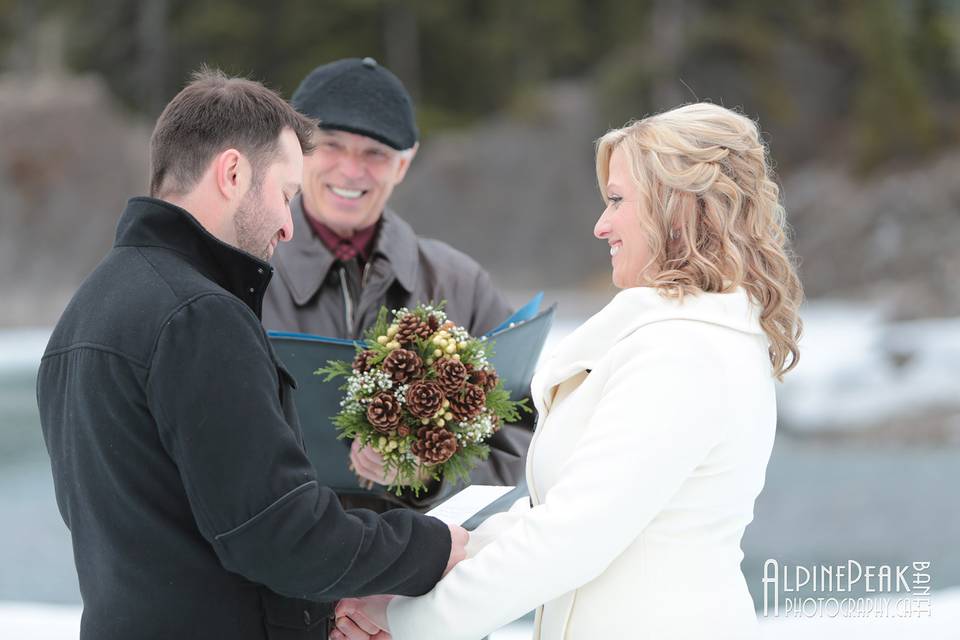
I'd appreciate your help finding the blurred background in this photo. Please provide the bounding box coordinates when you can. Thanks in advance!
[1,0,959,637]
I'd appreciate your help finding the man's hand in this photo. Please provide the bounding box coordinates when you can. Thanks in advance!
[330,525,467,639]
[445,524,469,577]
[350,439,432,487]
[332,595,394,640]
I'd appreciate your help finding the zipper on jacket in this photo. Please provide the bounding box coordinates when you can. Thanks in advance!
[338,267,354,332]
[361,261,372,288]
[339,262,373,334]
[353,262,376,333]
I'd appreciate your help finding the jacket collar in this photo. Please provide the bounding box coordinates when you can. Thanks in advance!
[274,194,419,306]
[114,197,274,318]
[532,287,764,412]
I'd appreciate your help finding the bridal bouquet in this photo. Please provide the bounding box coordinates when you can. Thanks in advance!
[317,303,528,496]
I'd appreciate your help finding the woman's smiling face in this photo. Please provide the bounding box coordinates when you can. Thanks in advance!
[593,145,655,289]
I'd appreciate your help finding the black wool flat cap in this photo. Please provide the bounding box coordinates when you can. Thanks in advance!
[291,57,418,151]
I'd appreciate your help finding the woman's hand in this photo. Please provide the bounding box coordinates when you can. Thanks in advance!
[332,595,394,640]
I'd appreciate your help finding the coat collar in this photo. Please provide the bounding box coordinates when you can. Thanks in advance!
[113,197,273,318]
[273,194,419,306]
[531,287,764,412]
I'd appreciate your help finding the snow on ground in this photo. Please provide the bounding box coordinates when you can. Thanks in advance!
[776,301,960,432]
[0,602,80,640]
[0,328,49,374]
[545,297,960,434]
[7,299,960,436]
[5,589,960,640]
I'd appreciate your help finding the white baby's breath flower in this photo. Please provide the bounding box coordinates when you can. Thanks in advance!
[455,410,497,445]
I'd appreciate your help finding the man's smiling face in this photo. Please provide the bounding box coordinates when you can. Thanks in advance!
[300,129,416,236]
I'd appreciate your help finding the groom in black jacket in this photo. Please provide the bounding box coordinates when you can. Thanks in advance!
[36,68,466,640]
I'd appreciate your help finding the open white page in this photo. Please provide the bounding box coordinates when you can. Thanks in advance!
[425,485,515,526]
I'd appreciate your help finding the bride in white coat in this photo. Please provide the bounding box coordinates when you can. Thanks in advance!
[332,102,804,640]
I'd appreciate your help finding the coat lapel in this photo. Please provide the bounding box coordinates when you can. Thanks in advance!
[274,196,337,306]
[274,201,421,307]
[531,287,763,416]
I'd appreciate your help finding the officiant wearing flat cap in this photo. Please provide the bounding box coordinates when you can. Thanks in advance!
[263,57,533,512]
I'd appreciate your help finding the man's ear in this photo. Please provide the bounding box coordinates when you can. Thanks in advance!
[213,148,251,201]
[393,142,419,184]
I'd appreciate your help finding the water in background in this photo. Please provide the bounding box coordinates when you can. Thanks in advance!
[0,329,81,603]
[2,301,959,608]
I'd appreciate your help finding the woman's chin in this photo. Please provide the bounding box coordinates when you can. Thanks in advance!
[612,270,649,290]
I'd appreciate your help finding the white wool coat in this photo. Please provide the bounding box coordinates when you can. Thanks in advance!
[387,287,776,639]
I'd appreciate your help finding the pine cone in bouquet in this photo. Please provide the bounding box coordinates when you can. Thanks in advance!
[382,348,424,384]
[448,383,486,421]
[468,367,499,393]
[366,392,402,433]
[405,380,445,419]
[395,314,434,347]
[434,357,468,396]
[352,349,377,373]
[411,425,458,465]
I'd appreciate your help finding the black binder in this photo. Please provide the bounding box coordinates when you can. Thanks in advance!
[268,299,555,496]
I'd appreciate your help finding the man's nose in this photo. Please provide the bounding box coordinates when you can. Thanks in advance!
[339,153,365,180]
[279,212,294,243]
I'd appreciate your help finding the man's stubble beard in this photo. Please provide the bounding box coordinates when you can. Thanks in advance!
[233,180,273,262]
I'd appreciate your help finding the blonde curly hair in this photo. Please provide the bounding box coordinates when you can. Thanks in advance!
[596,103,803,379]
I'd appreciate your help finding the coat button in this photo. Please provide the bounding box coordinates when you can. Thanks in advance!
[248,287,255,293]
[257,267,264,274]
[303,609,312,626]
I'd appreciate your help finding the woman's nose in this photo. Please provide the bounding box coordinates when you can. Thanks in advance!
[594,209,611,240]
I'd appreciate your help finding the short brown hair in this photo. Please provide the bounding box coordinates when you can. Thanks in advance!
[149,66,316,197]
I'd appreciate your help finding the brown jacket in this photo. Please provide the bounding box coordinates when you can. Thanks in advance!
[263,197,532,511]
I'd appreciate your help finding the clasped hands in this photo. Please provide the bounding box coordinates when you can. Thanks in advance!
[331,522,469,640]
